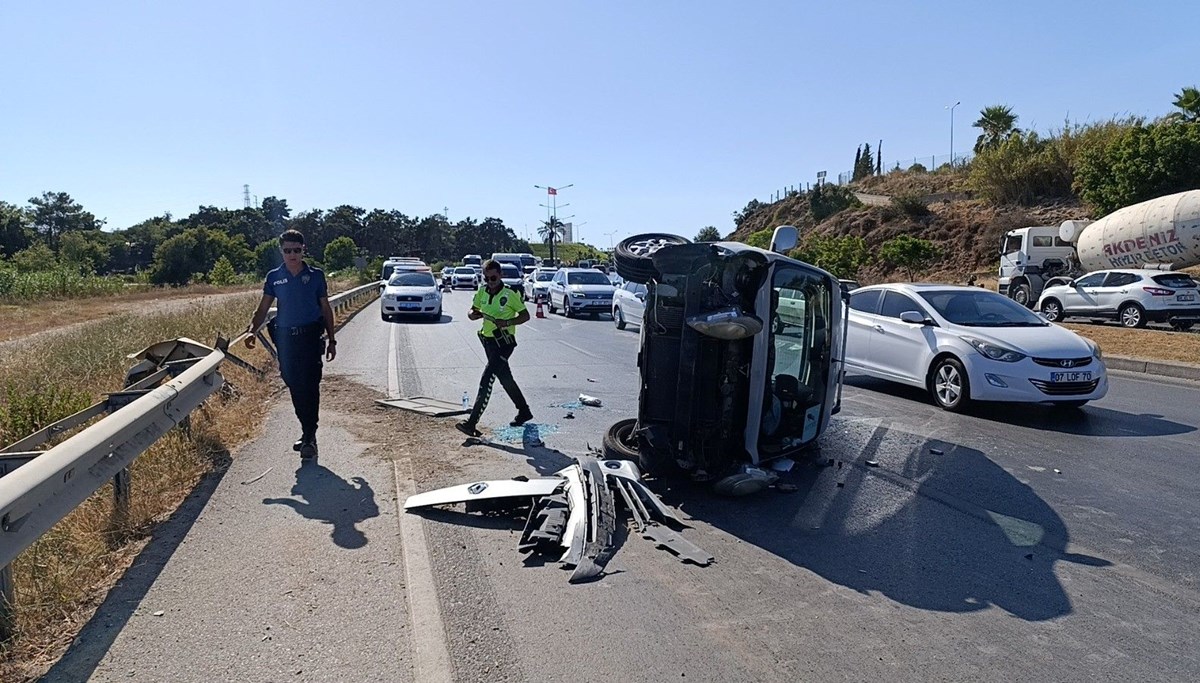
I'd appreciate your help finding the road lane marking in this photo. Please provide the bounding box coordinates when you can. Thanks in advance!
[557,340,602,359]
[394,458,454,683]
[388,322,400,399]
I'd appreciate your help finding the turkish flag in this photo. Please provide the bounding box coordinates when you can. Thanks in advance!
[547,187,557,195]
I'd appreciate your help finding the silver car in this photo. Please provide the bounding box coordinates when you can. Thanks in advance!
[547,268,616,318]
[524,268,557,302]
[1035,269,1200,330]
[612,281,646,330]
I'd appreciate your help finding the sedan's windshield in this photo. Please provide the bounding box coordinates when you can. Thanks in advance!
[389,272,435,287]
[919,290,1047,326]
[500,265,521,279]
[534,272,555,281]
[454,267,474,274]
[568,271,611,285]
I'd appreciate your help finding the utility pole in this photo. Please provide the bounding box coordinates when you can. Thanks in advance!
[535,183,572,263]
[604,230,617,251]
[946,101,960,167]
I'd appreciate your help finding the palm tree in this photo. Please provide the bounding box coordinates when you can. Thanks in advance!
[1167,86,1200,123]
[695,226,721,242]
[538,217,565,244]
[972,105,1022,153]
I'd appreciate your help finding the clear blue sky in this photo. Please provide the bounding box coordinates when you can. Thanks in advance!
[2,1,1196,247]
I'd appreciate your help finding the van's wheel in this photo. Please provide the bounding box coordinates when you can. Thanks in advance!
[1011,284,1032,308]
[602,419,641,461]
[1040,298,1063,322]
[1119,303,1147,328]
[615,233,689,284]
[929,357,970,412]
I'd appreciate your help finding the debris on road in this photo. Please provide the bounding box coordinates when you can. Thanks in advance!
[404,457,712,582]
[930,447,945,455]
[240,467,273,485]
[769,457,795,472]
[579,394,603,407]
[865,459,880,468]
[152,610,164,617]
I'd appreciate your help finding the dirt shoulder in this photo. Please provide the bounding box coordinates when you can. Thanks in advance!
[1064,323,1200,366]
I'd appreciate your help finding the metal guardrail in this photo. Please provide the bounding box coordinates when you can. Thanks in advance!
[0,280,381,633]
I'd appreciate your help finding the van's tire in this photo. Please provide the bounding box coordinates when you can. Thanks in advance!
[615,233,689,284]
[1119,302,1147,328]
[602,419,642,461]
[1040,298,1063,322]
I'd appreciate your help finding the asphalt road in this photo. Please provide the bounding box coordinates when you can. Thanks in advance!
[66,289,1200,682]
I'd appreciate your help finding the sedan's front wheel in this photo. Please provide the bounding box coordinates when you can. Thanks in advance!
[615,307,626,330]
[930,357,970,412]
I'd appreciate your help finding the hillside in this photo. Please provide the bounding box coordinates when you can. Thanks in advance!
[729,169,1089,284]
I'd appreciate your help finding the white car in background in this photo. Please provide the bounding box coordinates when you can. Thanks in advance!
[612,281,647,330]
[547,268,617,318]
[450,266,480,289]
[499,263,525,297]
[381,271,443,321]
[1035,269,1200,330]
[524,268,557,302]
[845,284,1107,411]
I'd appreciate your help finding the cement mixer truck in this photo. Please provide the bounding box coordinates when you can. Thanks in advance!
[998,189,1200,307]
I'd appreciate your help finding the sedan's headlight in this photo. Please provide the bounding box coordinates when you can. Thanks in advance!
[960,336,1026,362]
[423,292,439,300]
[1087,340,1102,360]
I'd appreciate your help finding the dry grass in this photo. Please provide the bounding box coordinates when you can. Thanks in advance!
[1064,323,1200,366]
[0,287,375,681]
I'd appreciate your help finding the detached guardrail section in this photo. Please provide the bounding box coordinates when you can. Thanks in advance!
[0,281,380,634]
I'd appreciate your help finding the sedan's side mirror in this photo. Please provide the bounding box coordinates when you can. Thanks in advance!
[899,311,930,325]
[635,291,645,300]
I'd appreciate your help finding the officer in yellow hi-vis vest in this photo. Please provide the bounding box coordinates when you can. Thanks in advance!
[456,259,533,437]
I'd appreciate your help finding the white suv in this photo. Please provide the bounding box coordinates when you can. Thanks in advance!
[1036,269,1200,330]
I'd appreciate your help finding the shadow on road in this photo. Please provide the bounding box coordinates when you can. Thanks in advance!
[845,375,1195,437]
[651,427,1110,622]
[383,313,455,324]
[262,461,380,549]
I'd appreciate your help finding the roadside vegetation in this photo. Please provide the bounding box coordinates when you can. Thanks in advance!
[0,289,375,680]
[728,86,1200,284]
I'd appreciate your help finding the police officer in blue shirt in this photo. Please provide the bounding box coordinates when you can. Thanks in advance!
[244,229,337,460]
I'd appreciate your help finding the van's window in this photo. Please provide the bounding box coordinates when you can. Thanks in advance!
[1001,234,1023,254]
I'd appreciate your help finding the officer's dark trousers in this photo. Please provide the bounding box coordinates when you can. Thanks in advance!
[272,322,324,438]
[466,333,528,426]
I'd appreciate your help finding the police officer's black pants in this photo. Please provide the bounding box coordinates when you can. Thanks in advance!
[274,323,324,438]
[466,334,528,426]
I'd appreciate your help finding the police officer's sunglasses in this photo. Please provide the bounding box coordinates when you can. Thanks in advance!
[281,247,304,254]
[484,274,500,282]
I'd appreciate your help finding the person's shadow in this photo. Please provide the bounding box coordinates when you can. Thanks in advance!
[263,461,380,549]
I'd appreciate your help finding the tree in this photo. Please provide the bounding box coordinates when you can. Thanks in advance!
[853,142,875,181]
[323,236,359,270]
[809,184,862,221]
[150,232,201,285]
[1074,121,1200,214]
[260,196,291,239]
[255,239,282,276]
[695,226,722,242]
[208,255,237,285]
[59,231,111,273]
[876,140,882,175]
[878,235,941,280]
[973,105,1022,153]
[9,243,58,273]
[0,201,32,257]
[1167,86,1200,123]
[27,191,101,250]
[732,199,765,229]
[539,217,567,261]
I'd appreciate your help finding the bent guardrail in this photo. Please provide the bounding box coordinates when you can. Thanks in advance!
[0,280,380,636]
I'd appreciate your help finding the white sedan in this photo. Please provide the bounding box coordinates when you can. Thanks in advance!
[381,271,443,321]
[845,283,1107,411]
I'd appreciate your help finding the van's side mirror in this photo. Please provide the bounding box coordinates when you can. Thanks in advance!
[899,311,930,325]
[770,225,799,254]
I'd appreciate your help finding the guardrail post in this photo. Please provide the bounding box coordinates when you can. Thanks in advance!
[110,466,131,544]
[0,563,14,641]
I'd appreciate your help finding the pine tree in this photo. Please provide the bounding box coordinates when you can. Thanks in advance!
[876,140,882,175]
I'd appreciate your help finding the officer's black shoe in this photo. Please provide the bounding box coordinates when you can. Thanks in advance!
[510,408,534,427]
[292,437,305,452]
[299,436,318,460]
[455,421,482,438]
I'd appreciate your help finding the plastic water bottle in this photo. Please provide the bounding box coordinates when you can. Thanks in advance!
[461,391,470,409]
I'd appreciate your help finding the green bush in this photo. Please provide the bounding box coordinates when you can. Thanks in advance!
[0,264,127,303]
[208,256,237,286]
[790,235,871,279]
[0,382,93,447]
[879,235,941,280]
[743,229,773,249]
[9,244,58,273]
[967,131,1072,205]
[323,236,358,271]
[907,163,928,173]
[890,194,931,217]
[809,184,862,222]
[1074,121,1200,215]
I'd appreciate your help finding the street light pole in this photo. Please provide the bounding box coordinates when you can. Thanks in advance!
[604,231,617,251]
[534,183,572,264]
[946,101,960,167]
